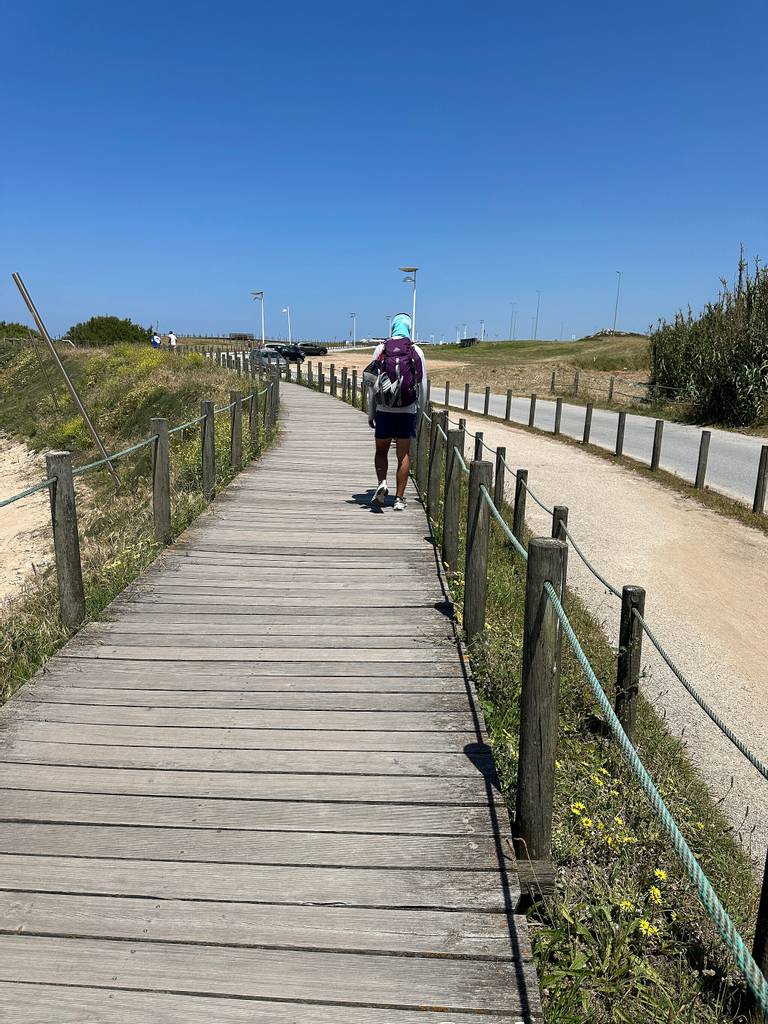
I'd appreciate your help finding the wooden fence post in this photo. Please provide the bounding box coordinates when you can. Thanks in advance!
[150,417,172,545]
[249,386,260,448]
[651,419,664,471]
[573,371,580,396]
[615,411,626,456]
[616,585,646,743]
[45,451,86,631]
[583,403,593,444]
[494,447,506,509]
[754,445,768,514]
[694,430,711,489]
[317,361,323,387]
[505,389,513,421]
[351,368,358,407]
[296,359,302,383]
[528,394,537,428]
[341,366,348,401]
[428,410,447,520]
[330,366,337,396]
[230,390,242,472]
[513,468,528,543]
[550,370,556,393]
[515,537,568,861]
[445,381,450,407]
[554,397,563,435]
[474,431,484,462]
[416,411,429,492]
[551,505,568,541]
[201,400,216,500]
[442,427,465,574]
[307,361,313,385]
[463,459,493,642]
[607,376,615,403]
[483,386,491,416]
[463,382,470,410]
[459,417,466,430]
[318,371,325,393]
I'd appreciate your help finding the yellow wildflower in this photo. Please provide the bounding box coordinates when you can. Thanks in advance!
[649,886,662,905]
[619,899,635,912]
[571,802,586,816]
[590,773,604,787]
[639,919,660,937]
[614,816,624,826]
[654,869,667,882]
[581,817,593,829]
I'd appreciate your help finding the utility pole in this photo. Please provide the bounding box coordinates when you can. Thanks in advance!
[534,291,542,341]
[613,271,622,332]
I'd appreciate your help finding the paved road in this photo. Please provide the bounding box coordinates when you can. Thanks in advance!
[444,386,768,506]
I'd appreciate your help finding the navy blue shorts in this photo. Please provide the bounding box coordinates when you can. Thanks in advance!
[374,411,417,439]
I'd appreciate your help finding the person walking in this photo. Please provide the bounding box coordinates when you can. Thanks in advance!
[168,330,178,351]
[363,312,427,511]
[151,330,162,349]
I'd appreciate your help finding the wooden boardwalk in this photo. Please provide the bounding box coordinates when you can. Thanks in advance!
[0,383,541,1022]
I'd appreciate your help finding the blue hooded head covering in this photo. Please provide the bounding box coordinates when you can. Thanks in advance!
[390,313,412,339]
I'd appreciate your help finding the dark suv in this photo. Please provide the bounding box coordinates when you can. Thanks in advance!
[271,343,305,363]
[299,342,328,356]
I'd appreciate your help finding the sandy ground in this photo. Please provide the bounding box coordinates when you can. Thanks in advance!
[0,437,53,605]
[462,413,768,866]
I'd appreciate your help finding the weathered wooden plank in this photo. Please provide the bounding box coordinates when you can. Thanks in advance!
[0,855,513,911]
[17,687,471,712]
[0,935,538,1015]
[78,619,447,637]
[0,890,524,959]
[0,822,503,869]
[0,721,480,752]
[0,763,502,805]
[0,790,500,834]
[0,983,542,1023]
[0,740,491,776]
[59,645,448,663]
[10,706,477,731]
[70,633,444,650]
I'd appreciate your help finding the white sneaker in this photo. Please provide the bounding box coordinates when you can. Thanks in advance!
[393,496,407,511]
[373,481,388,505]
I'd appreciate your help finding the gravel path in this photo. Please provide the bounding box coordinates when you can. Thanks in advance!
[461,412,768,867]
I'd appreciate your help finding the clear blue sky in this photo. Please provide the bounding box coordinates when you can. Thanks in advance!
[3,0,767,341]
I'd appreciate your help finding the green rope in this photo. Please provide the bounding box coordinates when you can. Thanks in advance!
[168,414,207,436]
[479,484,528,560]
[0,477,55,509]
[561,524,622,598]
[453,446,470,476]
[71,436,156,477]
[544,580,768,1014]
[633,608,768,785]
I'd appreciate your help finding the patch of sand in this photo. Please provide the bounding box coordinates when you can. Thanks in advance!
[0,437,54,604]
[462,412,768,865]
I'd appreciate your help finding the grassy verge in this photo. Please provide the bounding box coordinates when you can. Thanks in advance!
[0,343,277,703]
[300,376,760,1022]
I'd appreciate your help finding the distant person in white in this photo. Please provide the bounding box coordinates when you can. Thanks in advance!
[151,332,162,349]
[363,313,427,512]
[168,331,177,351]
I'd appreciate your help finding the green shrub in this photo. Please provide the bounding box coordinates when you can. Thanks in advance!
[67,315,151,347]
[650,253,768,426]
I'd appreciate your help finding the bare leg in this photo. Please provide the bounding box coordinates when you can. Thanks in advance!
[395,437,411,498]
[374,437,391,484]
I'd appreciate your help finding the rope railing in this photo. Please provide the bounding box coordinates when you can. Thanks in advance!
[544,580,768,1015]
[480,484,528,560]
[561,524,622,599]
[71,435,156,477]
[168,413,207,436]
[0,477,56,509]
[633,608,768,785]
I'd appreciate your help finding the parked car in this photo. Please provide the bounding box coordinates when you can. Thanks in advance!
[250,348,287,370]
[299,342,328,356]
[271,343,305,363]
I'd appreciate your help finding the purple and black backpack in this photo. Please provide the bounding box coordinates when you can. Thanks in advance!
[376,337,422,407]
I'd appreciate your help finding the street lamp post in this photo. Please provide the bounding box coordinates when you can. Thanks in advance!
[251,291,265,348]
[399,266,418,340]
[282,306,292,344]
[480,319,486,342]
[462,323,467,340]
[350,312,356,345]
[613,271,622,333]
[509,302,517,341]
[534,291,542,341]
